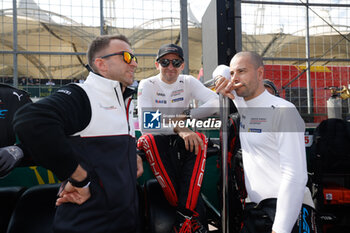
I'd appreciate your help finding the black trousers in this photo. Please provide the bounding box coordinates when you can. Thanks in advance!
[240,198,320,233]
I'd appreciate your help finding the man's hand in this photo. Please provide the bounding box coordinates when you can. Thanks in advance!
[0,146,24,177]
[136,154,144,178]
[174,127,204,154]
[56,164,91,206]
[214,76,243,100]
[56,181,91,206]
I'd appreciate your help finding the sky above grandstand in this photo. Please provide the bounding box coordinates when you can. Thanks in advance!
[1,0,350,34]
[242,0,350,35]
[1,0,211,27]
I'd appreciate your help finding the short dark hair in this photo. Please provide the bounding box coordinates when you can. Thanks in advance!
[87,34,130,71]
[233,51,264,69]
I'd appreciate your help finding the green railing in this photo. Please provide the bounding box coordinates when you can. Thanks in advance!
[19,85,61,98]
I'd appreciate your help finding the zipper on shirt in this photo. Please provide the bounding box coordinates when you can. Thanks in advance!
[125,97,132,133]
[114,87,131,133]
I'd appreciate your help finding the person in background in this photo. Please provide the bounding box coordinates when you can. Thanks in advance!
[263,79,279,96]
[213,51,317,233]
[0,84,32,177]
[27,77,34,85]
[13,34,143,233]
[45,79,55,85]
[34,78,40,85]
[137,44,219,233]
[19,77,27,86]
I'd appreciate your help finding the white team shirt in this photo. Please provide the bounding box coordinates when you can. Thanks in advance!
[137,74,219,134]
[213,65,313,233]
[234,91,313,233]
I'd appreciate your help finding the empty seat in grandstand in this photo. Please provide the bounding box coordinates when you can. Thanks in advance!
[6,183,60,233]
[0,186,26,233]
[144,179,176,233]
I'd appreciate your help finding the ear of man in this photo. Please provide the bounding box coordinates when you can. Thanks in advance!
[155,61,160,70]
[257,66,264,81]
[94,58,107,74]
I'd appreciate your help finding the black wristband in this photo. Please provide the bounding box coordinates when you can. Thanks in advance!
[68,174,90,188]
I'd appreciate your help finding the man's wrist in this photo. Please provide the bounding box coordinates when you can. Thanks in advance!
[68,173,90,188]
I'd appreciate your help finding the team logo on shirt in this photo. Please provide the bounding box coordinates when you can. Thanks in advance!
[155,99,167,104]
[248,128,262,133]
[250,118,267,125]
[13,91,23,101]
[57,89,71,95]
[170,89,184,97]
[143,109,161,129]
[98,103,117,110]
[171,97,184,103]
[300,207,310,233]
[240,122,245,129]
[0,109,8,119]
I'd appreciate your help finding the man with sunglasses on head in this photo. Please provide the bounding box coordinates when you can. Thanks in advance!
[137,44,219,233]
[13,34,143,233]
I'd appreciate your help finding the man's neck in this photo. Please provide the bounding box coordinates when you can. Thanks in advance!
[91,71,126,93]
[243,88,265,101]
[160,75,178,84]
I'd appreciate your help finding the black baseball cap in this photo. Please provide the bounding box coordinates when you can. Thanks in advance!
[156,44,184,61]
[263,79,280,96]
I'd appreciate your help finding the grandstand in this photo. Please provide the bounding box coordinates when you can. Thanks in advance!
[1,0,350,120]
